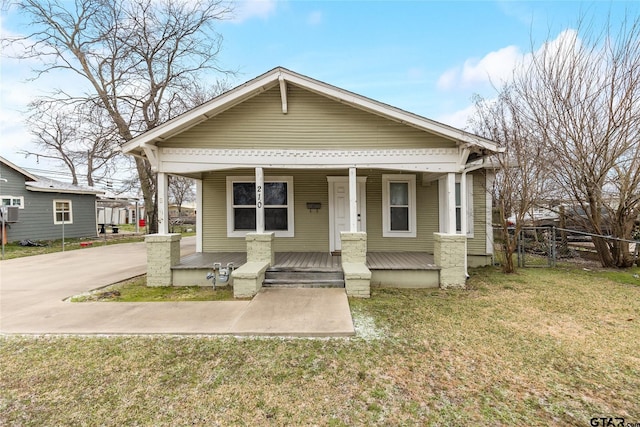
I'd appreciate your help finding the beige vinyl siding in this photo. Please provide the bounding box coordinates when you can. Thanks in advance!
[202,168,447,253]
[365,170,440,252]
[202,169,335,252]
[467,171,488,255]
[160,85,456,151]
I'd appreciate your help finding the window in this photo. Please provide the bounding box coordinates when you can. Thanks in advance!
[1,196,24,209]
[226,176,294,237]
[53,200,73,224]
[382,174,416,237]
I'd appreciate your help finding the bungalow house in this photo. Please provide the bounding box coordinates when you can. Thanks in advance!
[122,67,499,298]
[0,156,102,243]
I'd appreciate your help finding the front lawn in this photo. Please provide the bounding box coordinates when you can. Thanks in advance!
[1,266,639,425]
[69,276,234,302]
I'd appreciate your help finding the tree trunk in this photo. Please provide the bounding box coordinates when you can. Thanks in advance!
[134,157,157,234]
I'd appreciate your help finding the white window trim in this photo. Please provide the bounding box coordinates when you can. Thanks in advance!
[53,199,73,225]
[382,174,416,238]
[226,176,294,238]
[1,195,24,209]
[438,174,474,237]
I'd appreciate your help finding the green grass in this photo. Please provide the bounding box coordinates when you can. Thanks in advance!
[2,266,640,425]
[70,276,234,302]
[0,236,146,260]
[0,228,197,260]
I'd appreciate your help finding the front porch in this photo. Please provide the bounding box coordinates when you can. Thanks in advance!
[148,231,466,297]
[172,251,440,289]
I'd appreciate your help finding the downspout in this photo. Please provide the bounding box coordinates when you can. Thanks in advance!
[461,158,486,278]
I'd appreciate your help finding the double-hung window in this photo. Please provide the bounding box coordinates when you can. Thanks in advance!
[226,176,294,237]
[382,174,416,237]
[53,200,73,224]
[2,196,24,208]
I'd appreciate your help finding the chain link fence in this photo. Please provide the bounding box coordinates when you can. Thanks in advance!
[494,226,640,268]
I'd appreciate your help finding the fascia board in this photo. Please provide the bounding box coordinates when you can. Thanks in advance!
[26,186,104,195]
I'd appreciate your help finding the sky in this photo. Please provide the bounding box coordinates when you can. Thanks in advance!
[0,0,636,183]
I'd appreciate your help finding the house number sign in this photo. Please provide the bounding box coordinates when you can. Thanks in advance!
[257,185,263,208]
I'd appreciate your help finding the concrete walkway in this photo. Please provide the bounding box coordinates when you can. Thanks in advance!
[0,237,355,337]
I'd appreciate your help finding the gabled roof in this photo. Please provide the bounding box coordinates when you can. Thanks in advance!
[27,176,103,195]
[121,67,499,155]
[1,156,103,195]
[0,156,38,182]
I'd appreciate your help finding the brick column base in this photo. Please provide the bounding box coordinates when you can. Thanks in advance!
[246,232,275,264]
[434,233,467,289]
[340,232,370,298]
[145,233,181,287]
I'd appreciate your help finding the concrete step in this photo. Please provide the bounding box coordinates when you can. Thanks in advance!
[265,271,344,281]
[263,280,345,288]
[263,267,345,288]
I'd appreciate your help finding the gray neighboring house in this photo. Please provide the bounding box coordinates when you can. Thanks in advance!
[0,156,102,242]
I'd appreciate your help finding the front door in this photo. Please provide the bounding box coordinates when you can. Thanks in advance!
[328,177,366,252]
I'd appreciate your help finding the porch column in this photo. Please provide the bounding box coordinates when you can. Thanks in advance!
[195,178,203,253]
[341,232,371,298]
[233,232,274,298]
[446,172,456,234]
[434,233,466,289]
[255,167,264,233]
[157,172,169,234]
[349,167,358,232]
[145,233,181,286]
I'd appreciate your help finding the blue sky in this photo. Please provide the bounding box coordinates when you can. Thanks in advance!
[0,0,636,176]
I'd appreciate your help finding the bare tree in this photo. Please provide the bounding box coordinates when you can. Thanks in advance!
[23,100,122,187]
[168,175,195,218]
[475,17,640,268]
[471,93,549,273]
[23,101,83,185]
[7,0,233,233]
[511,20,640,267]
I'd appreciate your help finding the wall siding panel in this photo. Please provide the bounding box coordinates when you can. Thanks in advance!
[467,171,489,255]
[160,85,457,151]
[202,168,452,254]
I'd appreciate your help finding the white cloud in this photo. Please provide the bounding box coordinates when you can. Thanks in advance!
[231,0,278,23]
[436,103,478,130]
[438,45,524,90]
[437,29,581,93]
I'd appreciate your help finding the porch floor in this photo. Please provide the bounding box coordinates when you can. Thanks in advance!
[174,252,437,270]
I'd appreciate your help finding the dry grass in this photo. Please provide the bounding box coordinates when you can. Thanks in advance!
[1,266,639,426]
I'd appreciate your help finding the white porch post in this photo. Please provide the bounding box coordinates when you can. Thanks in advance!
[195,178,203,252]
[446,172,457,234]
[255,167,264,233]
[157,172,169,234]
[349,167,358,232]
[460,172,467,236]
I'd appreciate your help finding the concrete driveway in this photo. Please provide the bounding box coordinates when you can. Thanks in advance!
[0,236,354,337]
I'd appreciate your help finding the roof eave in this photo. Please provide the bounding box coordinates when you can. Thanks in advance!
[26,185,104,195]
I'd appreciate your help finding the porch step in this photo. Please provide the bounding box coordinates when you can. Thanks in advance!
[263,267,345,288]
